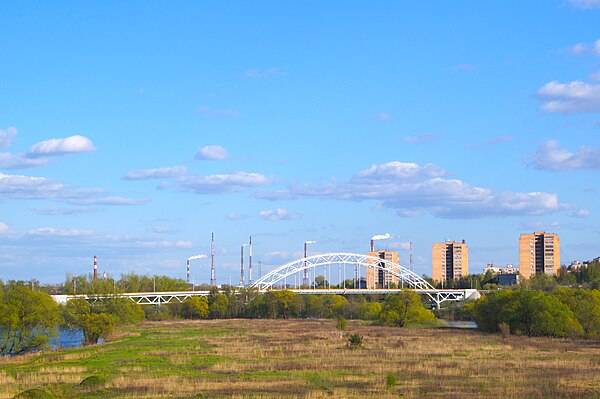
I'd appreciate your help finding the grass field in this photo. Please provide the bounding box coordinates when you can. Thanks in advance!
[1,319,599,398]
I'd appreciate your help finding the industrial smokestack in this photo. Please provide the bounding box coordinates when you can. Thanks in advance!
[371,233,392,252]
[186,254,207,286]
[186,259,190,284]
[240,243,247,287]
[211,233,215,287]
[249,236,253,285]
[103,270,107,280]
[303,241,317,286]
[93,256,98,280]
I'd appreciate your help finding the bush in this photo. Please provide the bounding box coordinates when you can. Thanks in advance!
[12,389,55,399]
[348,333,363,349]
[385,372,397,390]
[79,375,106,388]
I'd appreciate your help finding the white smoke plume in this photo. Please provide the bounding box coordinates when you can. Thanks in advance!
[187,254,207,261]
[304,240,317,244]
[371,233,392,241]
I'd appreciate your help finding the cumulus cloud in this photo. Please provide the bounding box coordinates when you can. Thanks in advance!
[197,105,240,118]
[0,172,94,200]
[195,145,229,161]
[27,135,96,157]
[178,172,271,194]
[537,80,600,113]
[375,113,391,121]
[569,0,600,8]
[123,166,187,180]
[255,161,565,219]
[0,153,50,169]
[568,39,600,55]
[0,127,17,149]
[527,140,600,171]
[259,208,302,221]
[402,134,438,144]
[0,222,9,234]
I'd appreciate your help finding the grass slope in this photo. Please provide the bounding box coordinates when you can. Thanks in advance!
[1,319,599,398]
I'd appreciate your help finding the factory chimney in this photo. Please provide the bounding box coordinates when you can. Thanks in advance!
[249,236,253,285]
[370,239,374,252]
[186,259,190,284]
[210,233,216,287]
[93,256,98,280]
[240,243,246,287]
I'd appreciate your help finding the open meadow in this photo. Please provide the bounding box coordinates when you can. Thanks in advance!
[1,319,599,399]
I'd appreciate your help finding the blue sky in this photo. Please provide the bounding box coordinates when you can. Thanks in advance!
[1,1,599,284]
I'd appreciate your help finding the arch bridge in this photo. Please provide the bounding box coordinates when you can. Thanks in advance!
[251,252,478,307]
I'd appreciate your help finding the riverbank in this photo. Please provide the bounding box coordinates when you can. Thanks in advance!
[1,319,599,398]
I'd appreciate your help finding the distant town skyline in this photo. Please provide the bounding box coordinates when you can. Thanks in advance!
[1,1,599,283]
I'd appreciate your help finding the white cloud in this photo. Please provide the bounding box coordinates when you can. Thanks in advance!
[569,208,591,218]
[27,135,96,157]
[123,166,187,180]
[226,212,248,220]
[0,127,17,149]
[197,105,240,118]
[568,39,600,56]
[355,161,448,180]
[179,172,271,194]
[537,80,600,113]
[195,145,229,161]
[527,140,600,171]
[255,161,565,219]
[0,153,50,169]
[402,134,438,144]
[0,172,90,200]
[28,227,94,237]
[33,206,95,215]
[259,208,302,221]
[569,0,600,9]
[147,226,174,234]
[0,222,9,234]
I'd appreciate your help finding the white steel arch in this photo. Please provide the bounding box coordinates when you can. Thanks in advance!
[251,253,434,291]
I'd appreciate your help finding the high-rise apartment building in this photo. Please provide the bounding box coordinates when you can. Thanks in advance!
[366,250,400,289]
[432,240,469,282]
[519,232,560,279]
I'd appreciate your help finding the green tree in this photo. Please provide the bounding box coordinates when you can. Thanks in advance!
[182,296,209,319]
[554,288,600,337]
[379,292,435,327]
[209,293,230,319]
[0,283,61,355]
[62,299,115,345]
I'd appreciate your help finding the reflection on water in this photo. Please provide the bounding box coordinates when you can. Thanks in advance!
[52,328,84,349]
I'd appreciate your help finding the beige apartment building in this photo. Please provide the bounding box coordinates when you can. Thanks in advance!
[432,240,469,282]
[519,232,560,279]
[366,250,400,289]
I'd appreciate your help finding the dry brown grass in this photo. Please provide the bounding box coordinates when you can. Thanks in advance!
[0,319,599,398]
